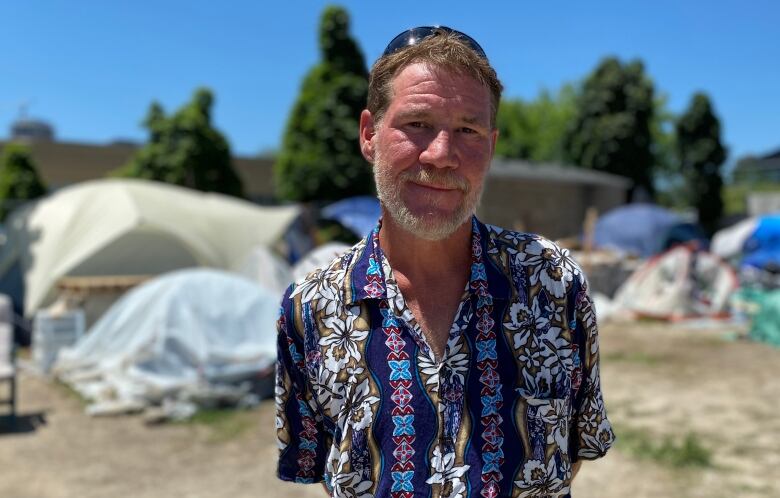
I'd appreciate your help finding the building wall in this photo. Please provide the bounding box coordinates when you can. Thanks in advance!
[479,177,626,240]
[0,140,275,201]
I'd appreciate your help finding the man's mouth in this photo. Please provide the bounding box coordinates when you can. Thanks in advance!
[410,181,460,192]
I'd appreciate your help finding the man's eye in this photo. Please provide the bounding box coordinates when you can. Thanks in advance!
[408,122,425,128]
[460,127,478,134]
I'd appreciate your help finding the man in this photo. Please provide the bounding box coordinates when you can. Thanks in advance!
[276,27,614,498]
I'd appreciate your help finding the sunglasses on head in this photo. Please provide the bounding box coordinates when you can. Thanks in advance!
[381,25,487,60]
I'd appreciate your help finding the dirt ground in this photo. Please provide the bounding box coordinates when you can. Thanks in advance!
[1,320,779,498]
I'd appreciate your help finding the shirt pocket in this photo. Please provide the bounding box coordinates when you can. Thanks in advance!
[512,395,572,498]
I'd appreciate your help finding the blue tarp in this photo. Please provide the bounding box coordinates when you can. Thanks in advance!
[593,203,685,257]
[321,196,381,238]
[742,215,780,269]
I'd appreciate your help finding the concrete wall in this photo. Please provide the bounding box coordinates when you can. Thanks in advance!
[479,177,627,240]
[0,140,275,201]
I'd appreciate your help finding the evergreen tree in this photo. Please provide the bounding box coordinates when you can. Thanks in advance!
[676,93,727,235]
[0,143,47,220]
[275,5,372,202]
[563,57,656,200]
[116,88,243,197]
[496,85,577,162]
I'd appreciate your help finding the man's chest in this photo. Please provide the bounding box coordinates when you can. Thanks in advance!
[305,293,578,426]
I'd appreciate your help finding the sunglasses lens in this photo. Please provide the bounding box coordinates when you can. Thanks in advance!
[381,26,487,59]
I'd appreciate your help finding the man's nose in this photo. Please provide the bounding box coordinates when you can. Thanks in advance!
[420,129,457,169]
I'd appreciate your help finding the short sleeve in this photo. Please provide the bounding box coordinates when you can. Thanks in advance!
[568,274,615,462]
[275,284,328,483]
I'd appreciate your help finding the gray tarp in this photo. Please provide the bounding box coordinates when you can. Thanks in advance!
[53,268,280,416]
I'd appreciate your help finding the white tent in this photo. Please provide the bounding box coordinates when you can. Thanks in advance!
[611,245,738,320]
[53,268,280,416]
[232,246,293,298]
[710,217,760,260]
[0,179,300,316]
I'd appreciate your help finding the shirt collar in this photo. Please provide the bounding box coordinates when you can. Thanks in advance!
[344,216,511,304]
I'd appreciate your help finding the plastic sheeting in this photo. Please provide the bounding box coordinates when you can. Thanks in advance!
[231,246,292,298]
[0,179,300,315]
[743,215,780,269]
[321,196,381,238]
[593,203,683,257]
[612,246,738,320]
[733,288,780,347]
[53,268,280,416]
[711,217,760,260]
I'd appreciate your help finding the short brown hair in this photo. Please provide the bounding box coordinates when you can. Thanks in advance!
[367,31,503,127]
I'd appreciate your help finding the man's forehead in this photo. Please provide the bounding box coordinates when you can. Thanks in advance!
[388,63,491,112]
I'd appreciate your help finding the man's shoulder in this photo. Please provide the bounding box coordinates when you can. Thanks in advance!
[283,238,368,307]
[482,222,586,289]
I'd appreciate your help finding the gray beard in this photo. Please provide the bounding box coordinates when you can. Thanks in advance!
[373,154,482,241]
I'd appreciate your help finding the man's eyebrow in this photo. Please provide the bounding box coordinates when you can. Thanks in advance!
[461,115,487,126]
[395,108,432,120]
[395,109,489,126]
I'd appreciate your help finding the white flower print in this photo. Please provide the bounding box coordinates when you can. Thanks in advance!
[290,269,328,303]
[315,367,347,418]
[517,238,580,298]
[349,394,379,431]
[444,338,469,386]
[528,397,571,452]
[426,445,470,498]
[580,419,615,459]
[504,301,533,332]
[515,457,567,498]
[319,311,367,372]
[418,348,441,392]
[543,300,565,327]
[331,450,373,498]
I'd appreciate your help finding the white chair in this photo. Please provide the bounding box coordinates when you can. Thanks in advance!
[0,323,15,423]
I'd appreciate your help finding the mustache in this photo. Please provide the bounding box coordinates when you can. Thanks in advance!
[399,168,469,192]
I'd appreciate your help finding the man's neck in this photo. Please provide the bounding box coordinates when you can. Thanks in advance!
[378,211,473,281]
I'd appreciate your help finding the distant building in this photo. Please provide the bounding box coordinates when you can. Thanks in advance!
[733,148,780,184]
[10,117,55,143]
[0,135,630,240]
[0,139,276,203]
[479,159,630,239]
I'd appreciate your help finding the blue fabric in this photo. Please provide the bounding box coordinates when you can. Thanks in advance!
[321,196,381,238]
[593,203,683,257]
[742,215,780,268]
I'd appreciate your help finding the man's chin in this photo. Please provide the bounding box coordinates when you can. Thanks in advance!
[391,209,471,241]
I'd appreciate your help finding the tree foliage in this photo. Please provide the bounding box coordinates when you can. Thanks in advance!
[274,5,373,202]
[0,143,47,220]
[495,85,577,162]
[676,92,726,234]
[115,88,243,197]
[563,57,656,199]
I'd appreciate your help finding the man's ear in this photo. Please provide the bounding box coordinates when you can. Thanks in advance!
[490,128,499,157]
[359,109,376,163]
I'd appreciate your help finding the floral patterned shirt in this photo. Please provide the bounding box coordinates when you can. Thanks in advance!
[276,217,614,498]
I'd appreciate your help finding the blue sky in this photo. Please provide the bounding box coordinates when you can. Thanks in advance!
[2,1,778,172]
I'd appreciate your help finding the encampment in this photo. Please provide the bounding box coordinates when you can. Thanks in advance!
[593,203,705,257]
[53,268,280,417]
[610,245,738,320]
[0,179,300,316]
[320,196,381,239]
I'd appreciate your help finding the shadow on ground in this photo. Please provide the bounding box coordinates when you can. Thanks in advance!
[0,412,47,435]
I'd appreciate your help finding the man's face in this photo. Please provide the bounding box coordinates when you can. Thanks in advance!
[360,62,497,241]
